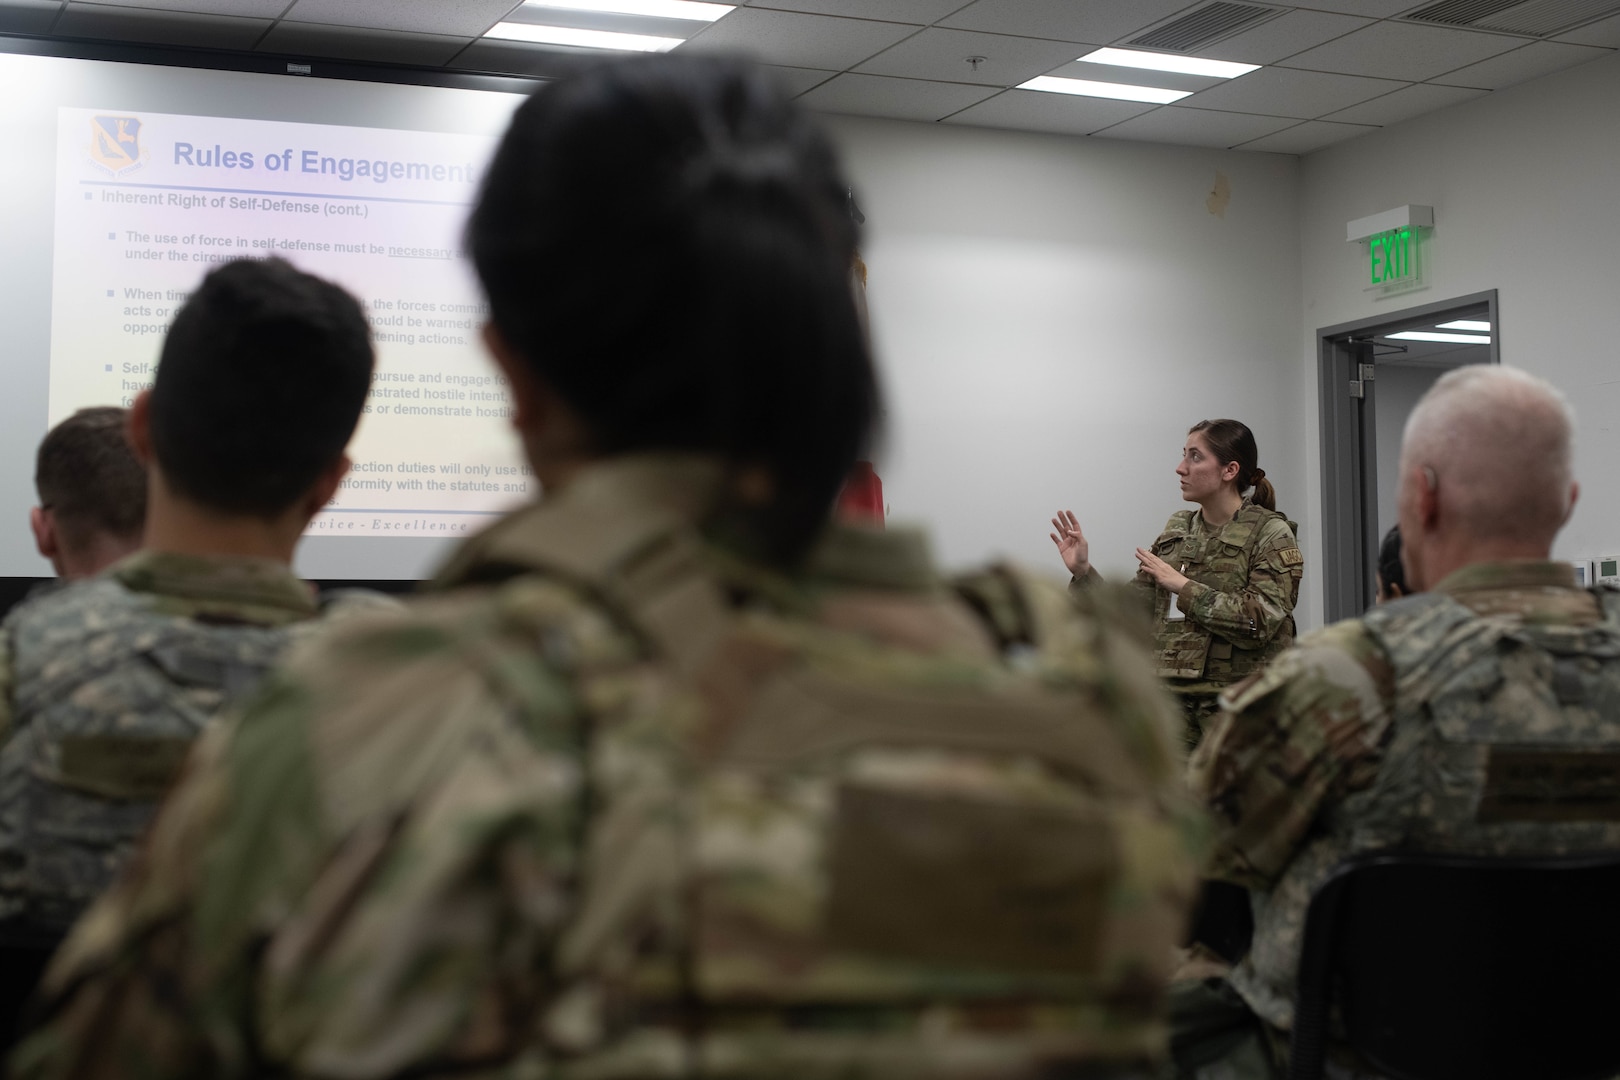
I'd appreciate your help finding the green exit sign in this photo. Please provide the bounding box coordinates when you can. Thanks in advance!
[1369,227,1420,289]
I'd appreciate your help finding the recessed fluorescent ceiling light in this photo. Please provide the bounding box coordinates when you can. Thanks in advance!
[520,0,733,19]
[1436,320,1491,332]
[1078,47,1259,79]
[484,22,683,50]
[1387,331,1492,344]
[1018,76,1190,104]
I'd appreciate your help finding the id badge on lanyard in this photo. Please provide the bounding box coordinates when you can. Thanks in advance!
[1165,561,1187,622]
[1166,537,1205,625]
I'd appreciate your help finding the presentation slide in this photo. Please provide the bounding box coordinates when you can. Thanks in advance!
[0,48,530,579]
[51,108,524,541]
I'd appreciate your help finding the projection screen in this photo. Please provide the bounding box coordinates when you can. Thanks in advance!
[0,43,534,580]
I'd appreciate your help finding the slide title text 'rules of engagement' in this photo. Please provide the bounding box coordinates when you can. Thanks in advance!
[173,143,479,186]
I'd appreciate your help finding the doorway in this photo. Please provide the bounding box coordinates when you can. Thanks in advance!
[1317,290,1499,622]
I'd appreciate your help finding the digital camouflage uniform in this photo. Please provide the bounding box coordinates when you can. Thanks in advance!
[14,456,1208,1080]
[0,551,393,942]
[1183,561,1620,1077]
[1075,503,1303,751]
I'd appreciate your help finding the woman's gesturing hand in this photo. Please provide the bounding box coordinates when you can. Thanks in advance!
[1135,547,1189,595]
[1049,510,1090,577]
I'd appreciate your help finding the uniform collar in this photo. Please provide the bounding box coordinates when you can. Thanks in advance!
[432,454,940,595]
[804,523,938,591]
[431,454,727,589]
[1433,559,1579,595]
[107,550,319,620]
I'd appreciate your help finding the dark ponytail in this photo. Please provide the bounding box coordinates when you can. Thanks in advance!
[467,55,878,566]
[1189,419,1276,511]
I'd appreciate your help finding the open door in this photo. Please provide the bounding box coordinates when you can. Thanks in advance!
[1317,291,1499,622]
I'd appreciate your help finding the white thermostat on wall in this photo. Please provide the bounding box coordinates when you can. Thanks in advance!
[1596,557,1620,588]
[1573,560,1592,587]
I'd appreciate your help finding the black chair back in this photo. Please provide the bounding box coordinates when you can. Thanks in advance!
[1289,850,1620,1080]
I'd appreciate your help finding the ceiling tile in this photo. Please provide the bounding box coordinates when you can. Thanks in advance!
[683,7,917,68]
[1287,0,1418,14]
[0,0,60,35]
[1094,104,1298,148]
[1235,118,1376,153]
[856,27,1093,86]
[799,72,998,120]
[943,87,1156,135]
[1556,12,1620,46]
[1280,21,1523,81]
[767,64,838,95]
[1184,66,1402,118]
[1322,81,1485,124]
[1198,10,1373,64]
[1428,39,1610,88]
[745,0,962,21]
[56,3,270,49]
[940,0,1199,46]
[84,0,284,15]
[258,22,470,65]
[282,0,521,37]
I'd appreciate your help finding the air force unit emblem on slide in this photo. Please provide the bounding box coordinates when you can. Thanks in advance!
[90,115,143,177]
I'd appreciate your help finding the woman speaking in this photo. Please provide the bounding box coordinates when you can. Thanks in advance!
[1052,419,1303,750]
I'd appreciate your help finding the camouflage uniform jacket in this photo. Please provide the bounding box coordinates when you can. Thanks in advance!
[15,455,1207,1080]
[1188,560,1620,1032]
[1077,503,1302,697]
[0,552,371,938]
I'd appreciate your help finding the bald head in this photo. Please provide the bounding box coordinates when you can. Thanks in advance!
[1398,366,1576,588]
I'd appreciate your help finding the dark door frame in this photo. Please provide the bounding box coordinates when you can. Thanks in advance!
[1316,289,1500,624]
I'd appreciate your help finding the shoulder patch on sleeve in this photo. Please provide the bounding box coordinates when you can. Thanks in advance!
[1278,547,1304,567]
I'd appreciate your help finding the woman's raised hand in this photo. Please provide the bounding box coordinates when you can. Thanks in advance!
[1049,510,1090,576]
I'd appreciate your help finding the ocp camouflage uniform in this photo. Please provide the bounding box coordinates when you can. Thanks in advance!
[1183,561,1620,1077]
[0,551,394,942]
[14,456,1208,1080]
[1075,503,1302,751]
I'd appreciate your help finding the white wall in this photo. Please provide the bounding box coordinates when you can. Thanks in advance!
[1299,51,1620,610]
[826,116,1303,594]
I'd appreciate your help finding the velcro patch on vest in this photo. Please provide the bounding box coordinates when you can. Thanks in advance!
[1278,547,1304,567]
[1478,748,1620,823]
[58,735,193,801]
[825,784,1117,974]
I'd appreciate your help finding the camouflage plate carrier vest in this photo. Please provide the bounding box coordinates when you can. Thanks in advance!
[1248,583,1620,1025]
[449,506,1198,1075]
[1348,585,1620,855]
[0,579,293,934]
[1152,503,1296,682]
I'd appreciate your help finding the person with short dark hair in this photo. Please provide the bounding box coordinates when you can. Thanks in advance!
[1376,523,1407,602]
[1052,418,1304,749]
[29,407,145,580]
[15,56,1205,1080]
[142,258,372,522]
[0,257,380,957]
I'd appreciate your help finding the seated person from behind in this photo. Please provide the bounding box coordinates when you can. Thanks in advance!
[1183,365,1620,1074]
[29,407,145,582]
[15,55,1205,1080]
[1375,523,1406,603]
[0,256,375,946]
